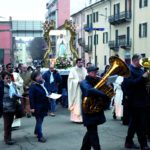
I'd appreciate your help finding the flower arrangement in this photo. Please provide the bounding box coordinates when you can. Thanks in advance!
[55,54,72,69]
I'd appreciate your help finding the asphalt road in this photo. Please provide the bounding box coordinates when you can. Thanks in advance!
[0,105,148,150]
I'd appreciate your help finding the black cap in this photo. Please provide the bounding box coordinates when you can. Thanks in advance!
[87,66,99,73]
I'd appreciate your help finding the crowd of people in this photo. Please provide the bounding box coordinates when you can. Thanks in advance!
[0,63,63,144]
[0,54,150,150]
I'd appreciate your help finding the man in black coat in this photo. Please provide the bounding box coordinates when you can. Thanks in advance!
[80,66,109,150]
[122,54,150,150]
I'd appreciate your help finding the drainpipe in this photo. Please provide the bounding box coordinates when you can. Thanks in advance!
[132,0,135,55]
[109,0,112,58]
[89,5,94,64]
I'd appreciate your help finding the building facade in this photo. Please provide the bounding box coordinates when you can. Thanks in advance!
[46,0,70,56]
[0,21,12,64]
[72,0,150,69]
[46,0,70,28]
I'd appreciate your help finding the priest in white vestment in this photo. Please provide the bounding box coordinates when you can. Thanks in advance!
[68,59,87,123]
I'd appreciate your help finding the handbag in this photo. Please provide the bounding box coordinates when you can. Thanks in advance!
[15,100,24,119]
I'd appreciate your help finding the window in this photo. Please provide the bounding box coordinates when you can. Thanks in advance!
[139,0,148,8]
[127,27,130,45]
[94,34,98,45]
[87,14,93,28]
[114,3,120,16]
[87,15,89,27]
[88,36,93,51]
[139,23,147,38]
[93,12,99,23]
[103,32,108,44]
[115,30,119,45]
[104,55,107,66]
[93,13,96,22]
[96,12,99,22]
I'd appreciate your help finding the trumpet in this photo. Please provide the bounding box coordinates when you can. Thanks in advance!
[140,57,150,68]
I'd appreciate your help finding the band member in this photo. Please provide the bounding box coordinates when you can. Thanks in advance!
[29,71,49,143]
[122,54,150,150]
[68,58,87,123]
[80,66,109,150]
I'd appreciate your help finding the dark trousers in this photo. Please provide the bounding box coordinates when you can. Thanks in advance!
[81,125,101,150]
[122,105,130,125]
[3,112,15,142]
[34,116,44,139]
[126,108,148,148]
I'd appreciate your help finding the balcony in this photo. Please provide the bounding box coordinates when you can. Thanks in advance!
[108,41,119,51]
[84,24,93,32]
[109,11,132,25]
[118,35,132,49]
[119,39,132,49]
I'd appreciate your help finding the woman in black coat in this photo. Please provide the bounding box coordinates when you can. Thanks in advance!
[0,72,18,145]
[29,71,50,143]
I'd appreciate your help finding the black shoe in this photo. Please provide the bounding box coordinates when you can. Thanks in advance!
[5,140,16,145]
[141,146,150,150]
[125,142,140,149]
[38,137,46,143]
[113,113,117,120]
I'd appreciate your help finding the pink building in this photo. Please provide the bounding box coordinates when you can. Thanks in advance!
[57,0,70,27]
[46,0,70,28]
[0,21,12,64]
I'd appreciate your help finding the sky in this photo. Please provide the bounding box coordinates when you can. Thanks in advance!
[0,0,88,21]
[0,0,47,21]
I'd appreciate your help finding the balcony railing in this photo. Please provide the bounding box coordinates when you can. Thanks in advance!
[119,38,132,49]
[84,23,93,32]
[108,40,119,51]
[109,37,132,51]
[109,11,132,25]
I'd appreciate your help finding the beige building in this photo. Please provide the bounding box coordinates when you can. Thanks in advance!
[71,0,150,69]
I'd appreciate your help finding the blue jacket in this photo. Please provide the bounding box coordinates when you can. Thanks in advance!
[42,70,62,93]
[29,82,49,117]
[122,65,149,108]
[80,76,109,126]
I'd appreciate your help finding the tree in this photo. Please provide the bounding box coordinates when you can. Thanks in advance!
[28,37,45,60]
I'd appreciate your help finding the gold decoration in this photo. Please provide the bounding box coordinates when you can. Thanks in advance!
[43,20,55,67]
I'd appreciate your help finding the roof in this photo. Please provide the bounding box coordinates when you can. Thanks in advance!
[71,0,106,17]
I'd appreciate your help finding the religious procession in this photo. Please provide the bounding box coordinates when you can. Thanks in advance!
[0,0,150,150]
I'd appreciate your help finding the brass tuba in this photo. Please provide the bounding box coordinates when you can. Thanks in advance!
[83,56,130,114]
[140,57,150,93]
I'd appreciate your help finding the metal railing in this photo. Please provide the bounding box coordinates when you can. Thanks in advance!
[109,11,132,24]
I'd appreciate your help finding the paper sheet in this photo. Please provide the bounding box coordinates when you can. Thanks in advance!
[47,93,62,99]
